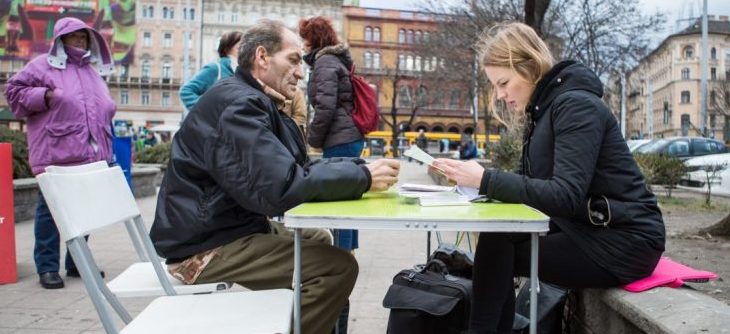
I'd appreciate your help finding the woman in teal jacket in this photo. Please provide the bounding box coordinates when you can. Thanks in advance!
[179,30,242,115]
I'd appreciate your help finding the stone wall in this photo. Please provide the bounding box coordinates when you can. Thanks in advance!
[12,166,161,222]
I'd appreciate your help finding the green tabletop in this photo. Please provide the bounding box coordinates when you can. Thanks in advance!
[284,191,550,233]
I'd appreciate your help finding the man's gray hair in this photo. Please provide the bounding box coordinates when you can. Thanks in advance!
[238,20,288,71]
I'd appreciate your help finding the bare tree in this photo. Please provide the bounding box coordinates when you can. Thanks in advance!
[557,0,665,80]
[709,78,730,137]
[379,61,429,157]
[524,0,552,36]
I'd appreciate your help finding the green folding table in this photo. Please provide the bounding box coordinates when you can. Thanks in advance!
[284,191,550,334]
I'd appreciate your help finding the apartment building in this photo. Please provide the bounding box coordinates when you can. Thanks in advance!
[626,16,730,141]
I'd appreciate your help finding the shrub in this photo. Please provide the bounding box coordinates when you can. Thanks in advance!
[135,142,172,166]
[633,153,687,197]
[0,126,32,179]
[491,130,522,172]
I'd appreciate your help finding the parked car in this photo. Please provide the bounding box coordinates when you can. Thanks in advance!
[635,137,727,160]
[626,139,652,152]
[679,153,730,196]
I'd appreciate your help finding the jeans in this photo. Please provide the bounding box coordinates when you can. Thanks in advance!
[322,139,365,251]
[33,191,78,274]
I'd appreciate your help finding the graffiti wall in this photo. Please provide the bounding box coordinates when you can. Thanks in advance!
[0,0,136,64]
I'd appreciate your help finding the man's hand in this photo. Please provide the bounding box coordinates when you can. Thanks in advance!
[366,159,400,192]
[431,159,484,189]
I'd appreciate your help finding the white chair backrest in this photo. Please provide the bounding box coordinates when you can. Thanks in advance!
[37,165,140,242]
[44,161,108,174]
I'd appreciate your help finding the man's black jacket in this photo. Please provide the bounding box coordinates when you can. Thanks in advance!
[150,69,371,260]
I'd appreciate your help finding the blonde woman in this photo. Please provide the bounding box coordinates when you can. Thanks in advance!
[432,22,664,333]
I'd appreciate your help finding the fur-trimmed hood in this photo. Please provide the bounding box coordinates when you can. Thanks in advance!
[304,43,353,69]
[47,17,114,76]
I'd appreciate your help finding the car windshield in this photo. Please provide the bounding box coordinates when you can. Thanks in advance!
[636,139,669,154]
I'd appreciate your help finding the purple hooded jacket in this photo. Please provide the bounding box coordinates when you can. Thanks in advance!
[4,17,116,175]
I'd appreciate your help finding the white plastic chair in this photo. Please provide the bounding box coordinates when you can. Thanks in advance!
[43,162,236,297]
[37,165,293,333]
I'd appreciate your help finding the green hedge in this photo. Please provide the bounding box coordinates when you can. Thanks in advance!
[0,126,32,179]
[135,142,171,166]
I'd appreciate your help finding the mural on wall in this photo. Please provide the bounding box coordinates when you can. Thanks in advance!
[0,0,136,64]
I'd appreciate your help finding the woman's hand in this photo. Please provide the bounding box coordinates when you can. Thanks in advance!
[431,159,484,189]
[366,159,400,192]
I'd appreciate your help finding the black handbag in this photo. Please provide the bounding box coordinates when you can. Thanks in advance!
[382,260,472,334]
[512,279,568,334]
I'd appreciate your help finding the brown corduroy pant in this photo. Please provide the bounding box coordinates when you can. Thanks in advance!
[195,222,358,334]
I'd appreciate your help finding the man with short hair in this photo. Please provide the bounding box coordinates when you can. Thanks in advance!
[150,20,400,334]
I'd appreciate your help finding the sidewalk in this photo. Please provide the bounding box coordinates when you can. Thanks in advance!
[0,160,463,334]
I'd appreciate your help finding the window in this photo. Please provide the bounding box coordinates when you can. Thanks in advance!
[184,8,195,20]
[163,33,172,48]
[398,86,411,107]
[373,27,381,41]
[415,56,422,72]
[711,47,716,59]
[162,62,171,78]
[681,91,690,104]
[416,86,427,106]
[423,31,430,42]
[120,90,129,105]
[406,30,414,43]
[683,46,694,59]
[143,32,151,47]
[662,101,671,125]
[711,91,716,105]
[398,54,406,69]
[141,60,150,78]
[415,30,422,43]
[406,55,414,71]
[681,67,689,80]
[162,92,171,106]
[373,53,381,68]
[218,12,225,22]
[141,91,150,105]
[449,90,460,109]
[143,5,154,18]
[666,140,689,156]
[691,139,714,155]
[710,114,717,128]
[163,7,169,19]
[399,29,405,43]
[431,91,443,107]
[231,12,238,23]
[364,27,372,41]
[711,67,716,80]
[364,52,372,68]
[120,64,129,77]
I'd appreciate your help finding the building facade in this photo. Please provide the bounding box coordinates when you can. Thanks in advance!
[342,6,478,134]
[626,16,730,141]
[200,0,344,65]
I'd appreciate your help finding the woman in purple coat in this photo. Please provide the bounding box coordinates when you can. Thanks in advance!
[4,17,116,289]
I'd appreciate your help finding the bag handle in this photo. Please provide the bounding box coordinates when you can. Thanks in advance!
[423,258,449,275]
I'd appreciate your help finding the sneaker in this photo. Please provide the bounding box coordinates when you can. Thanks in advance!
[66,268,105,278]
[39,272,64,289]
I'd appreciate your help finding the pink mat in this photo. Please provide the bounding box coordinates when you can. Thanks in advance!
[624,257,718,292]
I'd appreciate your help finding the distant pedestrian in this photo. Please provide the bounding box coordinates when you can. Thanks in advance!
[416,129,428,152]
[4,17,116,289]
[179,30,243,116]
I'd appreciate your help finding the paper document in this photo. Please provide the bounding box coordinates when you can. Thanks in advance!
[418,193,472,206]
[399,183,454,192]
[403,146,435,166]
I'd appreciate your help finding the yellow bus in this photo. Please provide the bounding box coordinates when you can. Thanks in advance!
[362,131,500,157]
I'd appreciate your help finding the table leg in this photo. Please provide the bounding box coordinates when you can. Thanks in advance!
[529,232,539,334]
[294,228,302,334]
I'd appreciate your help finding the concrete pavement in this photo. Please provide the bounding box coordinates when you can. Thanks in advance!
[0,160,466,334]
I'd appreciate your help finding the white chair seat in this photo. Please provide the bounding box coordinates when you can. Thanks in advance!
[108,262,242,298]
[121,289,293,334]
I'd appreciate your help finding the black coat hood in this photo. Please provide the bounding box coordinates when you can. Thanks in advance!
[527,60,603,122]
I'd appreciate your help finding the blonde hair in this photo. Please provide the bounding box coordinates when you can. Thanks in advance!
[475,22,554,86]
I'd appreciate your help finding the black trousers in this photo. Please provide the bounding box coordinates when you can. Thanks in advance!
[469,229,620,334]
